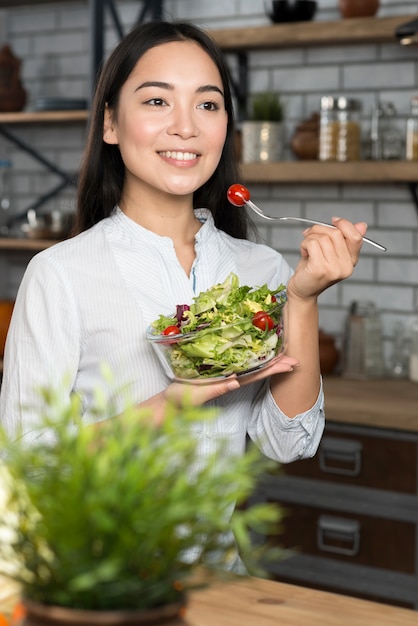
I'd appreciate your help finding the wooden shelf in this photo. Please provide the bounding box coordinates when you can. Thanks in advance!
[0,0,78,6]
[210,15,412,51]
[0,237,60,251]
[241,160,418,184]
[0,110,89,124]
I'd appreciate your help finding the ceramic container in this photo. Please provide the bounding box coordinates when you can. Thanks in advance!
[338,0,379,19]
[241,121,284,163]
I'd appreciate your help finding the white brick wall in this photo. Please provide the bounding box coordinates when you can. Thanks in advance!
[2,0,418,369]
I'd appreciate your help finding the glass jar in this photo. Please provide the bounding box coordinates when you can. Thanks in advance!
[336,97,361,161]
[0,158,12,236]
[370,101,402,160]
[319,96,338,161]
[342,301,385,379]
[406,96,418,161]
[319,96,361,162]
[409,319,418,383]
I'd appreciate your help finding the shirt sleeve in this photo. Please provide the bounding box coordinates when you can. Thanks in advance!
[0,253,80,443]
[247,377,325,463]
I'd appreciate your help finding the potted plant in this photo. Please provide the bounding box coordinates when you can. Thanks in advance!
[241,91,285,163]
[0,383,281,625]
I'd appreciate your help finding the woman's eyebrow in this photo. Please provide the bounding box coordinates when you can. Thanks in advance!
[135,81,171,92]
[196,84,224,97]
[134,81,224,97]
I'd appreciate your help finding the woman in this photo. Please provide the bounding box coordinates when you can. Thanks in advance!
[0,21,366,462]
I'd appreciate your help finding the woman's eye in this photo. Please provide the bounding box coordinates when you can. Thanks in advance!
[145,98,167,107]
[197,101,220,111]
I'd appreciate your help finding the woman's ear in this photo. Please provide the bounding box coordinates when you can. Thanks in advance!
[103,105,118,144]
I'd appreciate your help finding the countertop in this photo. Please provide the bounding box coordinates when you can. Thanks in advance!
[323,376,418,432]
[2,575,417,625]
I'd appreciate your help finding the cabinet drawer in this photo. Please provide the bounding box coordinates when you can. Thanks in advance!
[280,424,417,494]
[270,501,415,574]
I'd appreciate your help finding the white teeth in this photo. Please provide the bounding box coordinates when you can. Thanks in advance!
[160,151,197,160]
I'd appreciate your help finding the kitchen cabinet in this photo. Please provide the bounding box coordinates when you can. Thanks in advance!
[255,378,418,609]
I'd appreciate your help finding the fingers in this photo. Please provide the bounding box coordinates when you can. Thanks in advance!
[165,354,299,405]
[301,217,365,269]
[331,216,366,257]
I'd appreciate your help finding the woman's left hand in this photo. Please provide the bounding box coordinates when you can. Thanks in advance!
[288,217,367,301]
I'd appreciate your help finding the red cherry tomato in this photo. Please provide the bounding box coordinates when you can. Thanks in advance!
[227,183,250,207]
[252,311,274,331]
[161,325,181,336]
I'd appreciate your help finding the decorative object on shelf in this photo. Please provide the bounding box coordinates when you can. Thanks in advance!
[406,95,418,160]
[290,112,319,160]
[266,0,317,23]
[21,209,74,241]
[318,329,340,375]
[370,101,402,160]
[0,384,281,622]
[0,300,13,357]
[0,44,26,112]
[338,0,379,19]
[319,96,361,162]
[241,91,284,163]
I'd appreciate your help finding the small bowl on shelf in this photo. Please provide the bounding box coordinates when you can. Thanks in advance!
[21,210,74,241]
[146,307,286,384]
[266,0,317,23]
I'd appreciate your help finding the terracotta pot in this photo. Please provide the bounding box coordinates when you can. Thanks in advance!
[319,329,340,375]
[21,597,186,626]
[0,300,14,357]
[338,0,379,19]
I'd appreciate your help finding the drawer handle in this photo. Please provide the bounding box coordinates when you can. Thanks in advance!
[317,515,361,557]
[319,436,362,476]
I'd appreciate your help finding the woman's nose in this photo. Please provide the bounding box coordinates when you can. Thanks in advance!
[167,106,199,138]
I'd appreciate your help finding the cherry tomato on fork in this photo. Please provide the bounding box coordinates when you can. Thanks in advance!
[227,183,250,207]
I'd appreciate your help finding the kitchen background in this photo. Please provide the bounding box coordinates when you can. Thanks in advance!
[0,0,418,373]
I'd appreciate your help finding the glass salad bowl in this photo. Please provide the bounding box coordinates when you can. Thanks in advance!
[146,273,287,384]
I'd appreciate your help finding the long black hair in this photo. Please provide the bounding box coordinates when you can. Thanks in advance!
[74,20,252,239]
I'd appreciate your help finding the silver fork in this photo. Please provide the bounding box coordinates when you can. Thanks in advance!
[245,199,386,251]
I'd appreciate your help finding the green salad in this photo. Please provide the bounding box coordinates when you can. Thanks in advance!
[149,273,287,380]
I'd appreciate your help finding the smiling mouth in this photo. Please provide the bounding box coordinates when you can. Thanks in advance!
[158,150,199,161]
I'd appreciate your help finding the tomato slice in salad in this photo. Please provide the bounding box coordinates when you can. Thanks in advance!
[161,325,181,336]
[252,311,275,331]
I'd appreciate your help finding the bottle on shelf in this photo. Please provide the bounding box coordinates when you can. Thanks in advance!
[408,319,418,383]
[389,320,408,379]
[370,101,402,160]
[406,96,418,161]
[342,301,386,379]
[0,158,12,237]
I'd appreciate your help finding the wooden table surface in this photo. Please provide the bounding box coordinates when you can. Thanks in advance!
[187,577,418,625]
[323,377,418,432]
[1,576,417,625]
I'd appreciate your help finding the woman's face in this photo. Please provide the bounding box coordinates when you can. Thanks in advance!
[104,40,228,203]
